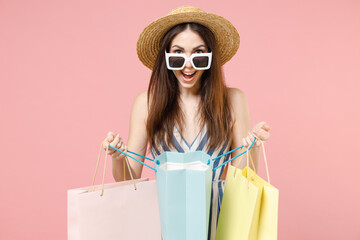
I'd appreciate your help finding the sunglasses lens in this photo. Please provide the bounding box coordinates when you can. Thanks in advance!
[193,56,209,68]
[168,56,185,68]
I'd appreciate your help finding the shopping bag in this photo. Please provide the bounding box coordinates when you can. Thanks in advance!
[67,178,161,240]
[108,144,250,240]
[67,144,161,240]
[155,151,213,240]
[215,142,279,240]
[243,167,279,239]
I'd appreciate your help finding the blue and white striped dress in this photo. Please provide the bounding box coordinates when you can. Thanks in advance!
[151,124,230,240]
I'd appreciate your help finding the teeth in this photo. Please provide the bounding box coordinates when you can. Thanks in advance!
[182,72,196,76]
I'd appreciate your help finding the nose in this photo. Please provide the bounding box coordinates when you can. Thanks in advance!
[184,60,192,69]
[184,54,193,69]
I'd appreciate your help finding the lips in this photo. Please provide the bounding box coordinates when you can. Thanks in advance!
[181,71,196,81]
[182,71,196,75]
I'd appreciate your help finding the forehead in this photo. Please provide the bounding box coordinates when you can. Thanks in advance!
[170,29,206,48]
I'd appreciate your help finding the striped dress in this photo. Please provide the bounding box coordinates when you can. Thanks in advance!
[150,124,230,240]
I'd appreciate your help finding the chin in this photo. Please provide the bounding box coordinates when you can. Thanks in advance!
[178,77,200,90]
[175,71,203,90]
[179,80,197,88]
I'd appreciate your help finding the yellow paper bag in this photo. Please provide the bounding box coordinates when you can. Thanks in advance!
[242,167,279,240]
[215,165,262,240]
[215,142,279,240]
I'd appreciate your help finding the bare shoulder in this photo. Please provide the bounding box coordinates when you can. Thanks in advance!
[228,87,248,109]
[134,90,148,106]
[131,90,148,119]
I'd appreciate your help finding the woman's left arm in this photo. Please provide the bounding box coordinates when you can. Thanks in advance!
[229,88,270,173]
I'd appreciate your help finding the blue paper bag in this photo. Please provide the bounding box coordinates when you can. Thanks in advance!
[109,143,253,240]
[154,151,213,240]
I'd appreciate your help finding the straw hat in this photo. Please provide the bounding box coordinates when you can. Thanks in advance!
[137,6,240,70]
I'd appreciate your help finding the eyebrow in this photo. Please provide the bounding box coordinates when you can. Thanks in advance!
[171,44,206,50]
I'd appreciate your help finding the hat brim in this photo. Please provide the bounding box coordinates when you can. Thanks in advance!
[137,11,240,70]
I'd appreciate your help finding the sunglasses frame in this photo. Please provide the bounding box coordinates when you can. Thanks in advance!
[165,51,212,70]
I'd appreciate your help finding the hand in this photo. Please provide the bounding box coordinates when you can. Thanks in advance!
[242,121,270,148]
[103,131,127,159]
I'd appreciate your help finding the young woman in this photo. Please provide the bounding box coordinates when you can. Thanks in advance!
[103,6,270,239]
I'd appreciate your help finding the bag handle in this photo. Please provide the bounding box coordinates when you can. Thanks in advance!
[89,141,138,196]
[106,137,260,175]
[89,140,106,192]
[259,140,271,183]
[234,139,271,184]
[212,137,257,171]
[211,145,245,162]
[232,145,255,189]
[233,145,251,187]
[117,144,137,190]
[88,141,111,196]
[108,144,157,172]
[123,156,137,190]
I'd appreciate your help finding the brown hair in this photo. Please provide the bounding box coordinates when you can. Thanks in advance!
[146,22,233,151]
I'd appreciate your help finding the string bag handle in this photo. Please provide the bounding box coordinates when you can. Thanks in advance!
[89,141,138,196]
[233,145,251,188]
[242,139,271,183]
[233,138,271,186]
[108,145,157,172]
[212,137,257,171]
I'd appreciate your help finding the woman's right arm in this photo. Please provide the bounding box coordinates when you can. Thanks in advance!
[108,90,149,181]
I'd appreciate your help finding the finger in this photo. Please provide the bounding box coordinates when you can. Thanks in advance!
[109,134,120,144]
[103,140,114,152]
[248,131,259,146]
[247,133,253,144]
[110,134,120,147]
[115,138,122,148]
[257,129,270,141]
[114,138,123,150]
[253,122,268,133]
[107,132,116,141]
[112,145,121,155]
[105,145,115,155]
[103,145,115,155]
[107,149,116,155]
[251,131,259,139]
[103,140,109,149]
[246,136,252,147]
[249,137,253,147]
[248,132,254,139]
[110,143,123,155]
[110,150,120,157]
[106,142,116,152]
[118,143,123,151]
[120,143,126,153]
[248,132,257,145]
[252,135,261,146]
[261,123,271,131]
[253,122,264,131]
[118,138,123,148]
[107,136,120,155]
[252,126,261,136]
[242,138,248,147]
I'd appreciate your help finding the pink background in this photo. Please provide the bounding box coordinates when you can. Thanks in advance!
[1,0,359,239]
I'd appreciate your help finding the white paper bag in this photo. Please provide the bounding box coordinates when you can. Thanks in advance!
[68,178,161,240]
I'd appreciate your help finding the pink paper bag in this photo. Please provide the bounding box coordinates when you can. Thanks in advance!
[67,178,161,240]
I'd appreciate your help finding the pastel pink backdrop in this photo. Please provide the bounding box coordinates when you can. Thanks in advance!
[1,0,359,239]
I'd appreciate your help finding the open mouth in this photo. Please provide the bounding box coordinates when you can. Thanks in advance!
[181,71,196,81]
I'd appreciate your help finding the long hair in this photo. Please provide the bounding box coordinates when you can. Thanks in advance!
[146,22,233,151]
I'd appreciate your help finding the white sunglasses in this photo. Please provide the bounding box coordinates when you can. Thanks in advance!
[165,51,212,70]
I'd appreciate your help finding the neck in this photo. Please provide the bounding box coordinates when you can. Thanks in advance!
[178,81,201,100]
[179,87,201,102]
